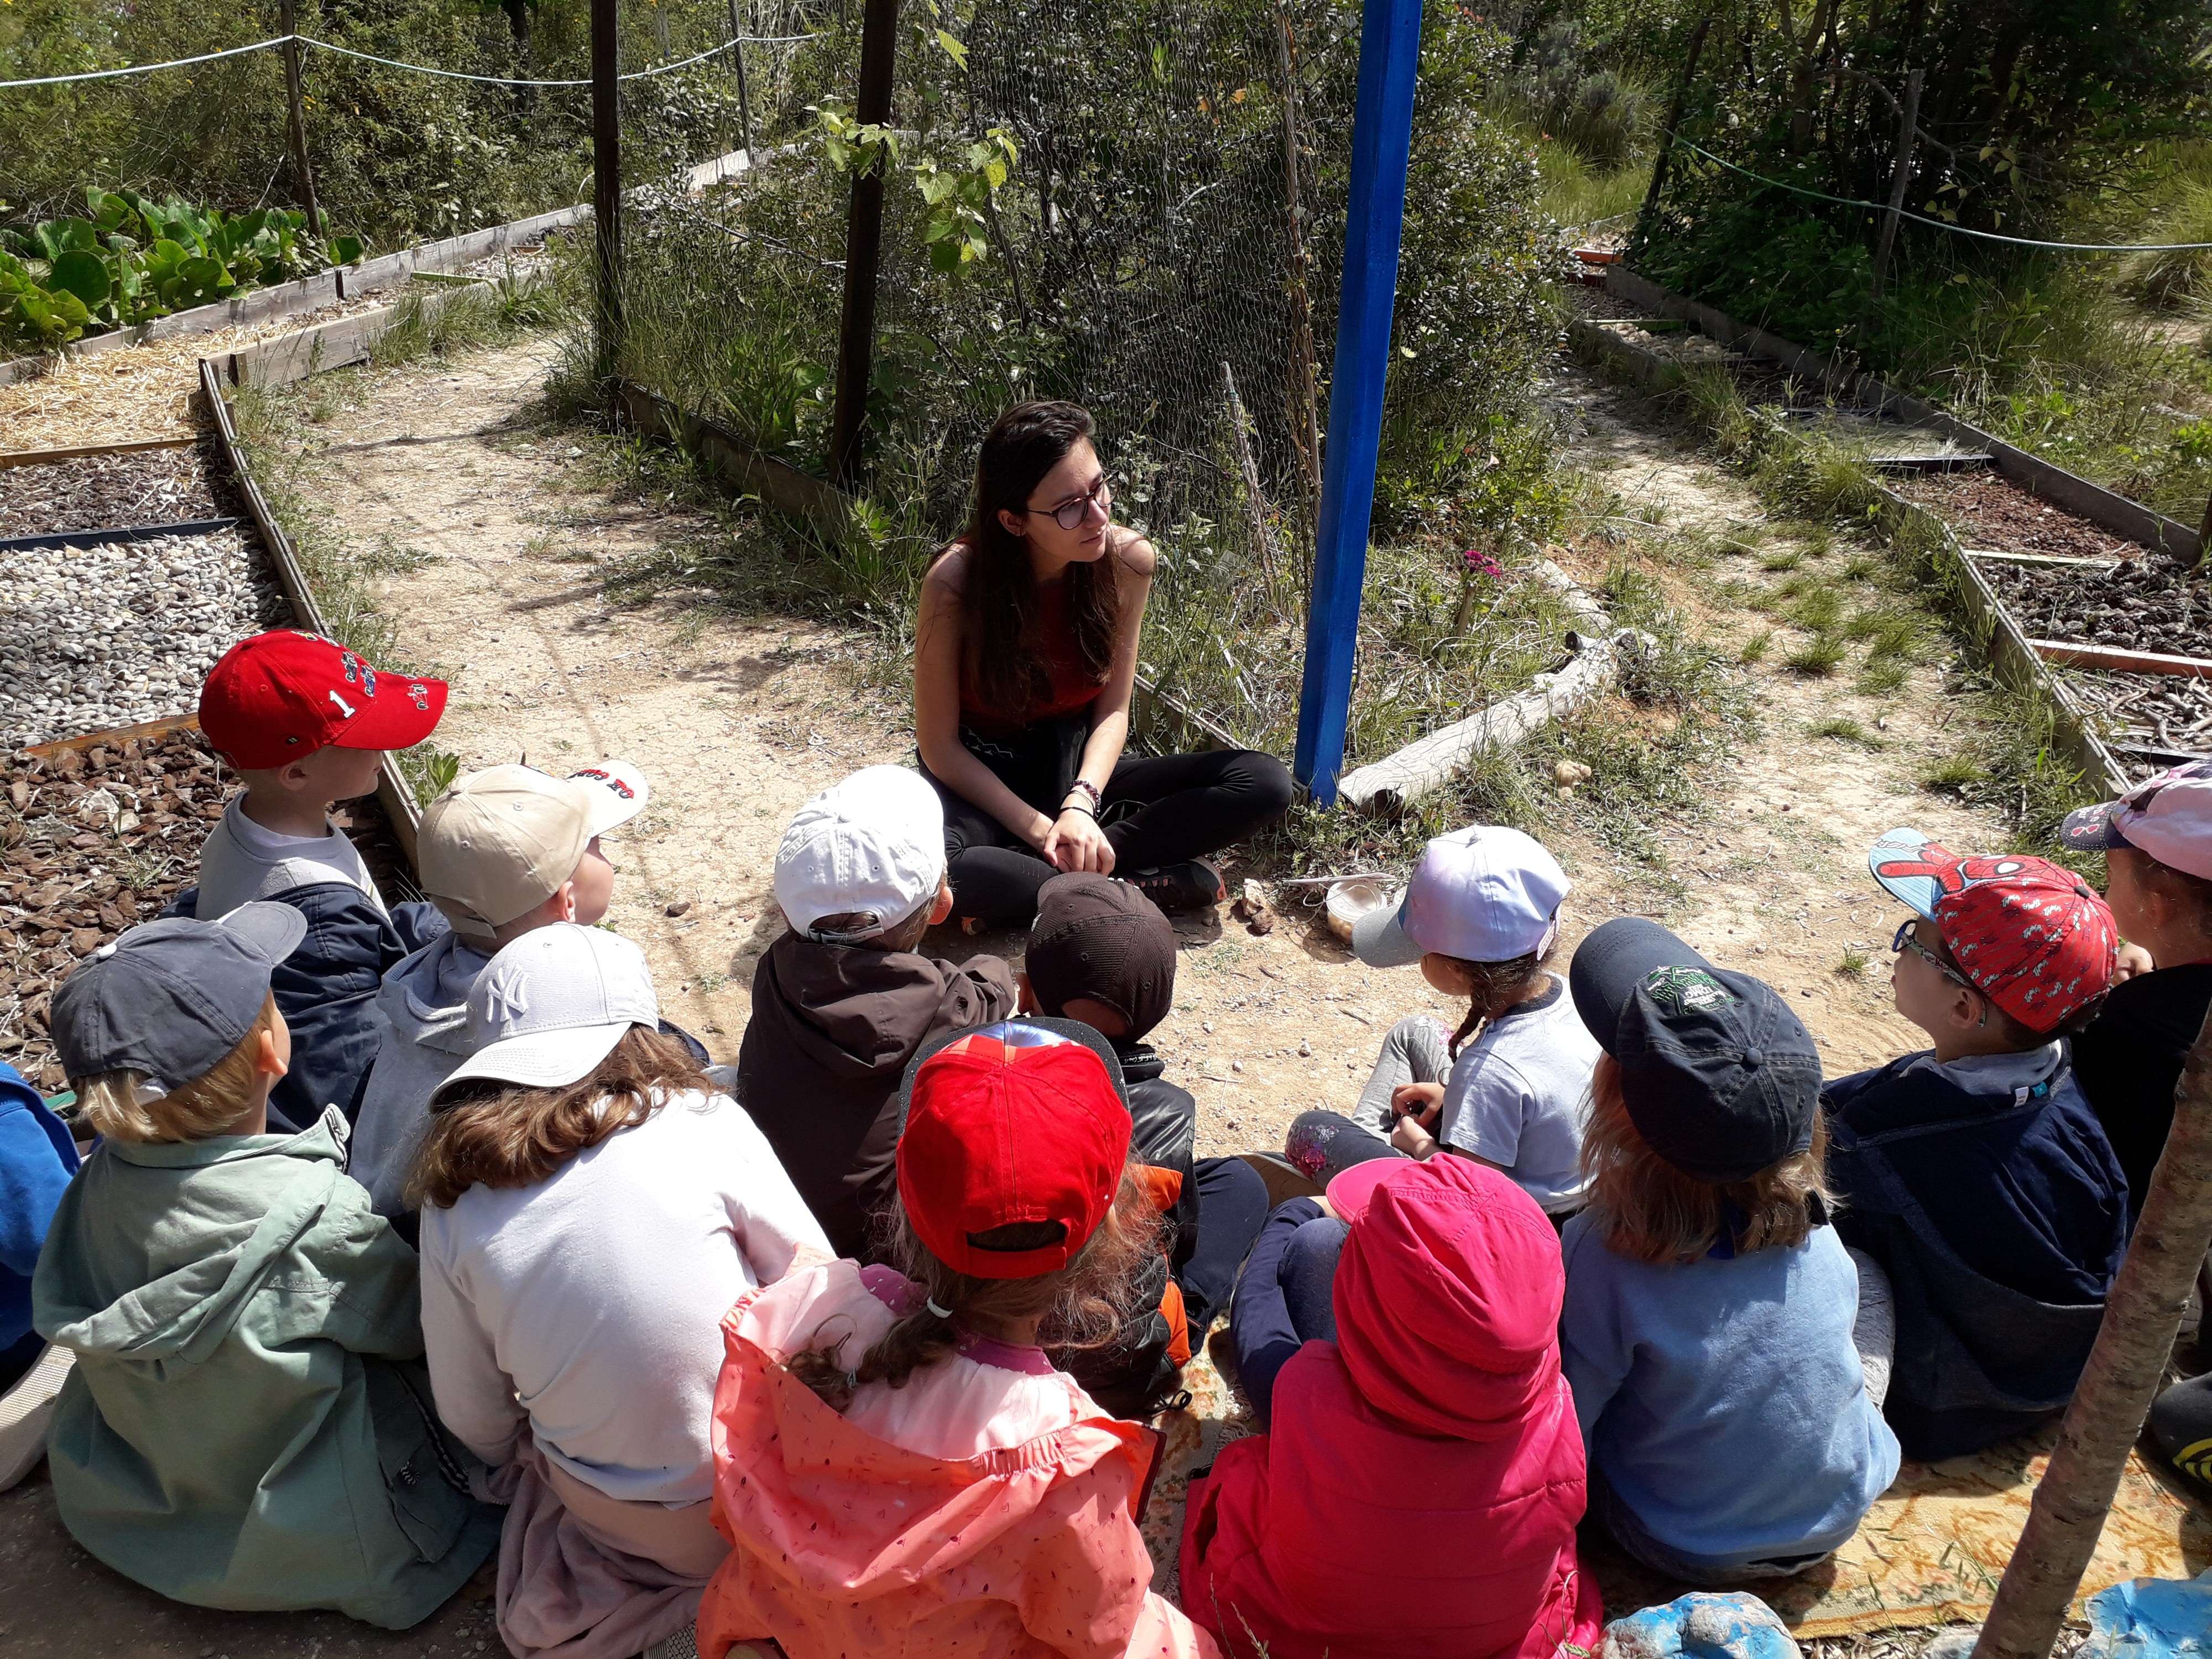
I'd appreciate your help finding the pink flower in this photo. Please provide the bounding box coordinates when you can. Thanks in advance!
[1460,547,1503,579]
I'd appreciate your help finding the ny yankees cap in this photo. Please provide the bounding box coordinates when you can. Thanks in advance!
[430,923,660,1103]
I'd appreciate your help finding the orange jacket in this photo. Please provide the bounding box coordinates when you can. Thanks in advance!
[699,1259,1219,1659]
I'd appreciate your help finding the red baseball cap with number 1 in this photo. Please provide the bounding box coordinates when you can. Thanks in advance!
[199,630,448,769]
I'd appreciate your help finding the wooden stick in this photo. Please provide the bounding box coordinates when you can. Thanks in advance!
[0,436,199,471]
[591,0,623,389]
[827,0,901,488]
[1971,1001,2212,1658]
[1869,66,1922,302]
[1640,16,1713,225]
[278,0,324,241]
[2030,639,2212,680]
[1276,0,1322,561]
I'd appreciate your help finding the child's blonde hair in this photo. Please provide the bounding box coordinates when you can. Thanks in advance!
[1579,1052,1829,1265]
[73,993,279,1144]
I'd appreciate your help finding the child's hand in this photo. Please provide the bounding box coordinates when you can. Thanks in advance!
[1389,1113,1439,1159]
[2112,941,2155,984]
[1390,1082,1444,1119]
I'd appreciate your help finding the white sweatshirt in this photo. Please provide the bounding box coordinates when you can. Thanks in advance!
[418,1088,830,1506]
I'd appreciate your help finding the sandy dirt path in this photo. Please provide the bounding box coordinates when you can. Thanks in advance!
[0,331,2023,1655]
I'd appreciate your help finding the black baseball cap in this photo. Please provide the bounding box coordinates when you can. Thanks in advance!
[51,904,306,1091]
[1024,873,1177,1044]
[1569,917,1822,1184]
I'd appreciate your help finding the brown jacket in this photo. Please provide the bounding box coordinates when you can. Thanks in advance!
[737,931,1016,1258]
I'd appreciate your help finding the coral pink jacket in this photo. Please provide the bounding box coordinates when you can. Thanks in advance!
[698,1258,1219,1659]
[1179,1159,1601,1659]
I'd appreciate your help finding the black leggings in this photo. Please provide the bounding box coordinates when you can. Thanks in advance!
[921,724,1295,927]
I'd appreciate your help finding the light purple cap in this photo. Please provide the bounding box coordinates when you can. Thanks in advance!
[2060,761,2212,880]
[1352,825,1569,968]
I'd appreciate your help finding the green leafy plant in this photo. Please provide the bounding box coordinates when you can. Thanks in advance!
[1,185,361,349]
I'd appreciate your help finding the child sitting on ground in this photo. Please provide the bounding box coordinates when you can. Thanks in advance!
[1279,826,1599,1222]
[1827,831,2128,1460]
[2060,765,2212,1209]
[1182,1156,1599,1659]
[738,765,1016,1259]
[186,630,452,1131]
[1562,917,1898,1584]
[33,907,498,1625]
[413,922,829,1659]
[697,1019,1218,1659]
[0,1058,79,1491]
[351,759,649,1221]
[1020,872,1270,1384]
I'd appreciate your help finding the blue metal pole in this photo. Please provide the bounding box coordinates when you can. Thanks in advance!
[1291,0,1423,805]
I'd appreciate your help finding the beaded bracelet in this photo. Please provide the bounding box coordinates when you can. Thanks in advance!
[1065,778,1103,812]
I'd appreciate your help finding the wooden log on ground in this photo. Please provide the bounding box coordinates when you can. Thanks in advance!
[1337,629,1652,815]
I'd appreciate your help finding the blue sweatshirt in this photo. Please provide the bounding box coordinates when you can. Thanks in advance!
[1,1062,79,1371]
[1560,1212,1899,1568]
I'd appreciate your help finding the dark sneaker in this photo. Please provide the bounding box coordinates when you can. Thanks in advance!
[1121,858,1226,913]
[2147,1371,2212,1500]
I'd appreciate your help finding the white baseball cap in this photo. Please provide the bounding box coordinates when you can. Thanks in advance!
[775,766,946,943]
[567,758,651,836]
[430,923,660,1102]
[1353,825,1569,967]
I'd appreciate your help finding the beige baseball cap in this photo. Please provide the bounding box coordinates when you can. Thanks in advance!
[419,765,596,941]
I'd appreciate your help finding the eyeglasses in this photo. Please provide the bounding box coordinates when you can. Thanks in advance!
[1028,475,1113,531]
[1891,918,1972,990]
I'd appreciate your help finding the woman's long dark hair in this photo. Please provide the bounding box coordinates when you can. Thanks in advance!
[940,400,1123,720]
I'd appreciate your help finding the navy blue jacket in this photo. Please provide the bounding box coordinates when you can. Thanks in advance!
[168,883,450,1136]
[1827,1054,2128,1459]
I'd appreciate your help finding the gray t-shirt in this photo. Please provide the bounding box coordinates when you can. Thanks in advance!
[1438,973,1600,1213]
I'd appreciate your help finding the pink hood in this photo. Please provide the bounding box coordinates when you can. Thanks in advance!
[1181,1160,1598,1659]
[699,1259,1217,1659]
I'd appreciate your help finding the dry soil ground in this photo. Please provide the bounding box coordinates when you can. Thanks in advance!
[0,329,2032,1656]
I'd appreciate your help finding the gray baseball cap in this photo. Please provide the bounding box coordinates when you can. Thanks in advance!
[51,904,307,1090]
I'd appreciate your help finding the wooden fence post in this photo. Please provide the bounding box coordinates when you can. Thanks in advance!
[277,0,324,241]
[1970,1002,2212,1659]
[591,0,623,389]
[1639,15,1711,227]
[1870,66,1923,304]
[1276,0,1322,566]
[726,0,755,164]
[827,0,900,489]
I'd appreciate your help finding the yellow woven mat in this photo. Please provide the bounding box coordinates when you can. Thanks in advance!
[1139,1353,2210,1639]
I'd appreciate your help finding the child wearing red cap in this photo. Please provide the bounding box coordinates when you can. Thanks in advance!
[1180,1156,1599,1659]
[1827,831,2130,1459]
[185,632,452,1133]
[696,1019,1218,1659]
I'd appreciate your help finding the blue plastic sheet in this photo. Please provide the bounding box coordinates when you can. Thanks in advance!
[1602,1593,1801,1659]
[2085,1568,2212,1658]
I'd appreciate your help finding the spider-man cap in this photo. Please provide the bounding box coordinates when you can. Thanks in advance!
[199,630,447,770]
[895,1019,1132,1280]
[1867,827,2117,1032]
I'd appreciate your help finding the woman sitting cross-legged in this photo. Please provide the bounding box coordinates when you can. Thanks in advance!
[410,923,829,1659]
[915,399,1295,931]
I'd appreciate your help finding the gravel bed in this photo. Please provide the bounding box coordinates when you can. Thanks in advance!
[0,528,291,749]
[2,730,413,1092]
[0,444,224,538]
[1893,470,2137,561]
[1983,554,2210,659]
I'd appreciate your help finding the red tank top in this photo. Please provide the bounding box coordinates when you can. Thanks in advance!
[958,573,1106,734]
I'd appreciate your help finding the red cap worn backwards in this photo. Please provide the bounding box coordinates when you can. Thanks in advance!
[895,1021,1131,1280]
[199,631,447,770]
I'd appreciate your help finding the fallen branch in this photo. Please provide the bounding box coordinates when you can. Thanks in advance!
[1335,629,1654,815]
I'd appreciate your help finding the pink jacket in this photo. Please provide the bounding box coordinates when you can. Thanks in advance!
[1179,1159,1600,1659]
[699,1258,1218,1659]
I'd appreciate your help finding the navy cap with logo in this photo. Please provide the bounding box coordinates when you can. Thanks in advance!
[50,904,306,1091]
[1568,916,1822,1184]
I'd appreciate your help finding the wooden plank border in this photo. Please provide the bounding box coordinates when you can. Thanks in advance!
[2030,640,2212,680]
[197,357,422,869]
[1604,268,2202,562]
[0,436,201,470]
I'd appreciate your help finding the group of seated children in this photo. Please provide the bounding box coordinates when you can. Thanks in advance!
[3,627,2198,1659]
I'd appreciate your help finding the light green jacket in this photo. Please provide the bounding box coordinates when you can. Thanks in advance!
[32,1107,499,1628]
